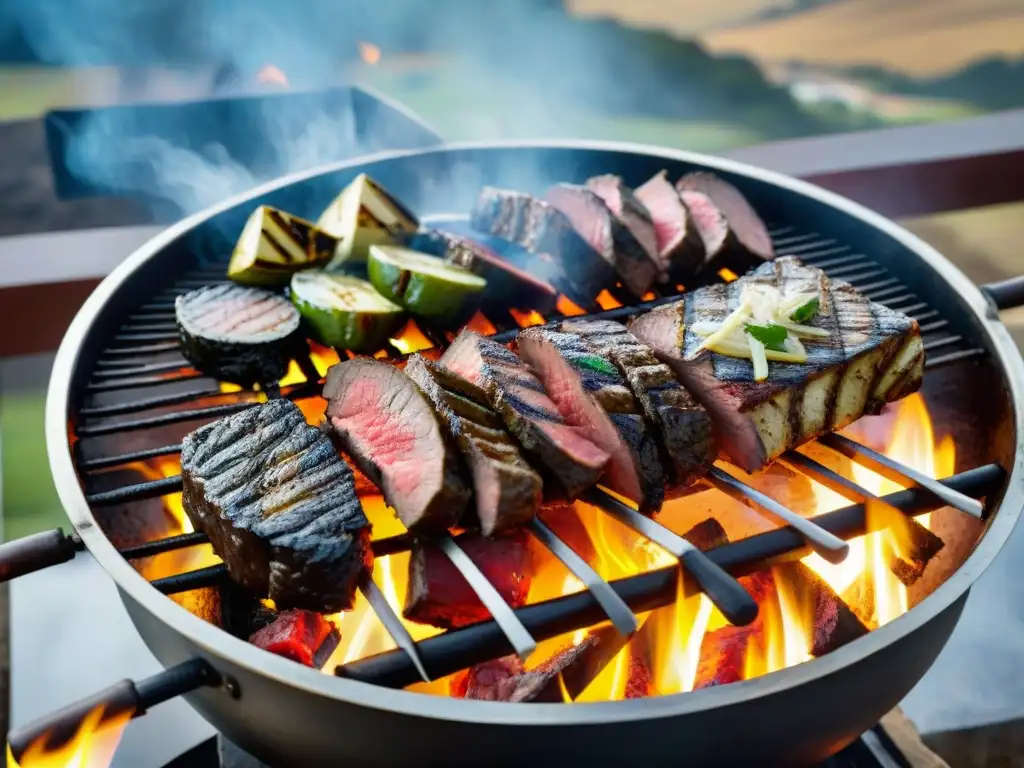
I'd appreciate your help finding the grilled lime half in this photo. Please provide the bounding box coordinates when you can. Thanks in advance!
[368,245,487,320]
[290,270,405,352]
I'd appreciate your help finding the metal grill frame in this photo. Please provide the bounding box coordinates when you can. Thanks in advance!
[44,142,1024,728]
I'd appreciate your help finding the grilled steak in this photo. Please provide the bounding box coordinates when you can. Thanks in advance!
[406,229,558,312]
[545,183,661,298]
[180,399,372,612]
[405,354,542,535]
[470,186,612,307]
[516,326,665,513]
[440,330,610,498]
[556,319,717,490]
[249,609,340,668]
[677,172,774,262]
[323,358,470,532]
[404,530,531,629]
[176,284,301,385]
[585,175,662,277]
[628,257,924,472]
[635,170,705,280]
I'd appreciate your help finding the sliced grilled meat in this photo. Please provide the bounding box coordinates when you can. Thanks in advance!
[556,319,717,490]
[545,183,661,298]
[586,174,662,276]
[406,354,542,535]
[677,172,774,262]
[635,170,705,280]
[323,358,470,532]
[628,257,924,472]
[440,330,610,499]
[404,530,531,629]
[678,189,734,272]
[516,326,664,512]
[176,284,301,385]
[180,399,371,612]
[470,187,612,307]
[406,229,558,312]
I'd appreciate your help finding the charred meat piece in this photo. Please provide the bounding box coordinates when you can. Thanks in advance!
[404,530,531,629]
[176,284,301,386]
[405,229,559,312]
[677,171,774,263]
[628,257,924,472]
[440,330,610,498]
[323,358,470,533]
[586,175,662,276]
[635,170,705,280]
[516,326,665,513]
[545,183,661,298]
[406,355,542,535]
[248,609,340,668]
[470,187,612,308]
[180,399,372,612]
[556,319,717,490]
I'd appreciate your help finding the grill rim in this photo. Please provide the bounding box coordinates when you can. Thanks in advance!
[45,139,1024,724]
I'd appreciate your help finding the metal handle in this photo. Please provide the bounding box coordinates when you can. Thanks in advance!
[7,658,220,764]
[0,528,82,582]
[981,277,1024,311]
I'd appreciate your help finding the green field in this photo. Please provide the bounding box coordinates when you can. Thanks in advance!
[1,392,65,540]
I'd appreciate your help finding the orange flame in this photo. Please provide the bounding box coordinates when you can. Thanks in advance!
[9,704,133,768]
[595,290,623,310]
[358,42,382,65]
[256,64,289,87]
[508,308,546,329]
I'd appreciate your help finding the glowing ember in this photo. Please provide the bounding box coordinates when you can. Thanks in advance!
[595,290,622,310]
[389,320,434,355]
[508,308,546,328]
[555,296,587,316]
[718,268,739,282]
[358,42,382,65]
[256,64,289,87]
[9,703,132,768]
[465,311,498,335]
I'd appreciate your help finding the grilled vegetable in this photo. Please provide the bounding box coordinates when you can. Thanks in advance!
[368,244,487,320]
[323,358,471,533]
[628,257,924,472]
[316,173,419,266]
[290,270,404,352]
[229,205,337,286]
[180,399,372,612]
[176,284,301,386]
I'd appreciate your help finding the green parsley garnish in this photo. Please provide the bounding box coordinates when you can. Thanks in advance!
[790,297,820,324]
[744,322,788,352]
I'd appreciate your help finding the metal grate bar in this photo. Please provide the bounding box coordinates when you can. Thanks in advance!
[707,465,849,563]
[779,238,839,255]
[152,564,226,594]
[919,319,950,335]
[86,371,207,394]
[818,434,985,518]
[889,301,929,315]
[86,475,183,506]
[100,342,181,357]
[911,309,940,323]
[791,245,853,263]
[925,348,986,368]
[78,388,226,418]
[861,278,901,296]
[583,488,758,626]
[360,580,431,683]
[841,269,890,285]
[115,327,178,339]
[95,356,188,371]
[528,518,638,636]
[91,360,195,380]
[121,531,210,560]
[923,335,965,353]
[869,285,914,303]
[802,254,870,272]
[826,264,884,280]
[438,534,537,660]
[771,232,819,248]
[77,401,257,437]
[79,443,184,472]
[335,465,1001,688]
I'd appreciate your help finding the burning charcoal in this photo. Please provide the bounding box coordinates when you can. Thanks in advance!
[406,229,559,312]
[683,517,728,552]
[249,609,340,668]
[180,399,372,613]
[888,518,945,586]
[470,186,613,308]
[517,325,665,512]
[406,355,542,535]
[772,562,869,656]
[546,183,661,298]
[440,330,610,499]
[585,175,662,276]
[404,530,531,629]
[323,358,471,533]
[176,284,302,386]
[634,170,705,280]
[676,171,774,269]
[450,656,524,699]
[625,653,654,699]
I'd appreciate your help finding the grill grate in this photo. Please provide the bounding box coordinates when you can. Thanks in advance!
[71,225,994,689]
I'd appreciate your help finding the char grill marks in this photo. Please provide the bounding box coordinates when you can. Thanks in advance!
[180,398,371,613]
[176,284,301,385]
[324,358,470,533]
[439,330,610,499]
[406,355,543,535]
[628,257,924,472]
[515,326,665,513]
[470,186,613,308]
[556,319,717,490]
